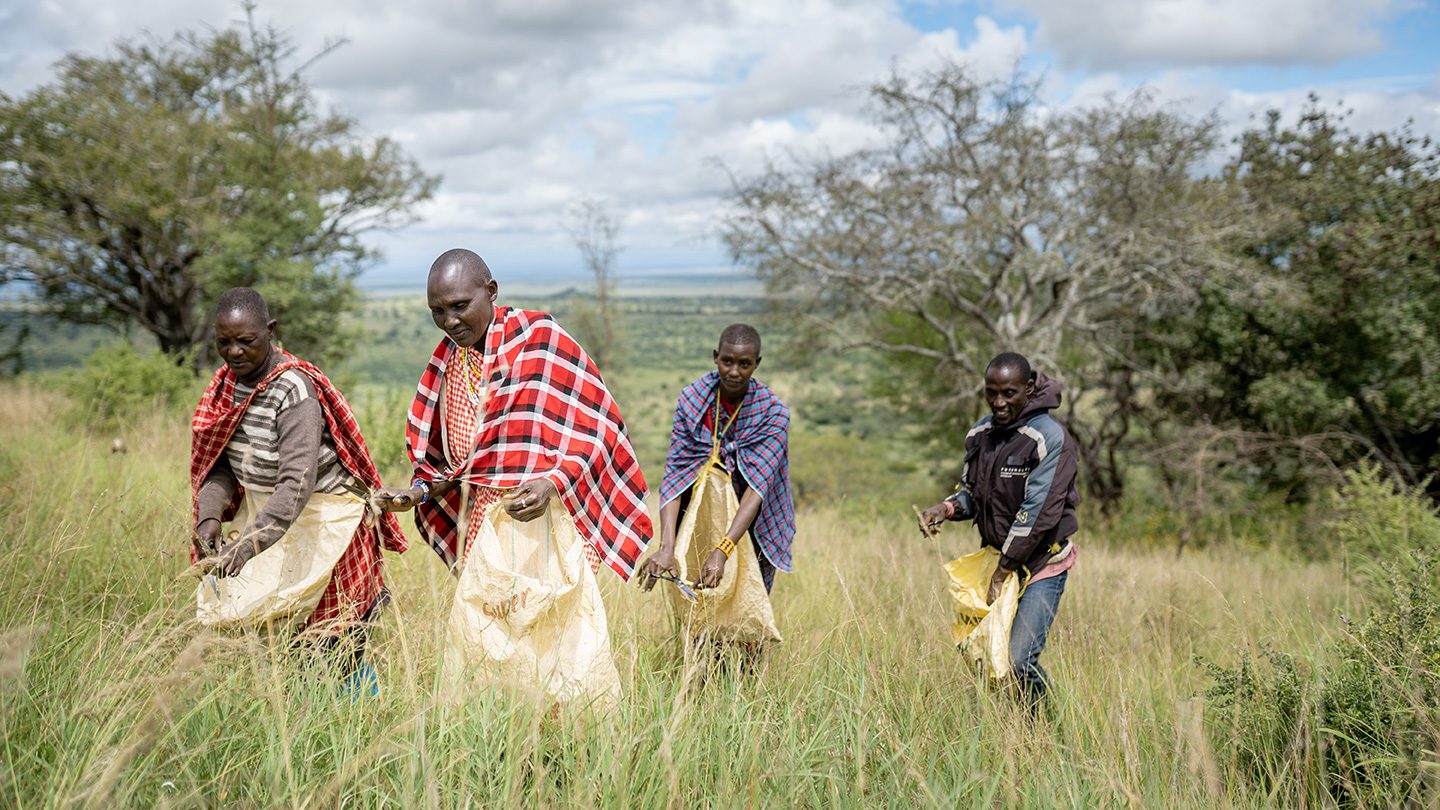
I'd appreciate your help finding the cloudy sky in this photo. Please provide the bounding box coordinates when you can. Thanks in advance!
[2,0,1437,290]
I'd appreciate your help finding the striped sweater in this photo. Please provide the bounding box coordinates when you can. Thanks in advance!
[197,369,357,549]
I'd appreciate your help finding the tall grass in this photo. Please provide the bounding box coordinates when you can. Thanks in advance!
[0,382,1362,807]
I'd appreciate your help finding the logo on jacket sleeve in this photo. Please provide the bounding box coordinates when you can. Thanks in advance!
[1015,510,1029,524]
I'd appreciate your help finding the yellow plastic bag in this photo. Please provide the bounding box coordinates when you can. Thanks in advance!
[943,547,1023,680]
[443,494,621,709]
[666,461,781,645]
[196,490,365,630]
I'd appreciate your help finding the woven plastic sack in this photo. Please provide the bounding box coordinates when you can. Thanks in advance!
[196,490,365,630]
[667,461,781,645]
[943,547,1023,680]
[443,494,621,708]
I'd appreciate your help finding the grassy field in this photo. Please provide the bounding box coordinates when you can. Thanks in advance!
[0,380,1365,808]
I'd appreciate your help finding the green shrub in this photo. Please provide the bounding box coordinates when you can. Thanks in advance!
[1202,467,1440,806]
[1319,558,1440,804]
[64,342,197,427]
[788,430,929,511]
[1201,648,1307,791]
[1327,462,1440,587]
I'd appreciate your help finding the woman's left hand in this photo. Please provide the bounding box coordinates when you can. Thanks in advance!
[697,549,728,589]
[506,478,557,522]
[203,536,261,578]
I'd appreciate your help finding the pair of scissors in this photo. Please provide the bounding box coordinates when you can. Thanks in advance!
[648,572,700,604]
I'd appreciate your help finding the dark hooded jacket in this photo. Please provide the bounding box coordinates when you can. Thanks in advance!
[945,372,1080,574]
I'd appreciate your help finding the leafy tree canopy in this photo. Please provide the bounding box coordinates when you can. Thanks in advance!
[0,7,439,366]
[1148,99,1440,495]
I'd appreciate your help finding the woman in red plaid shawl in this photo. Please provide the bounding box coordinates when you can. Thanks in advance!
[376,249,652,568]
[191,288,406,693]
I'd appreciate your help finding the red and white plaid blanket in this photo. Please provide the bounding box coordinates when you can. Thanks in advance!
[190,354,407,633]
[405,306,653,580]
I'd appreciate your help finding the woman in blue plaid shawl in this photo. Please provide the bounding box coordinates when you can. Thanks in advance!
[640,324,795,593]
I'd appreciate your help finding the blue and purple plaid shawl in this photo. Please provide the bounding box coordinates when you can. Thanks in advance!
[659,370,794,572]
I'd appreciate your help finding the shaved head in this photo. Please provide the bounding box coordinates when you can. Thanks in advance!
[429,248,493,287]
[427,249,500,349]
[214,287,270,324]
[718,323,761,355]
[987,351,1032,381]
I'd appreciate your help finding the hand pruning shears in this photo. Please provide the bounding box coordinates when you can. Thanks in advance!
[649,572,699,604]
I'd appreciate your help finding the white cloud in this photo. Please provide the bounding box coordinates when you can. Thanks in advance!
[1008,0,1415,70]
[1061,66,1440,175]
[898,17,1027,83]
[1,0,1434,287]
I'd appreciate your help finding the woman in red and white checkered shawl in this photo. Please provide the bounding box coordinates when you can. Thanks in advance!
[190,288,406,690]
[374,250,651,703]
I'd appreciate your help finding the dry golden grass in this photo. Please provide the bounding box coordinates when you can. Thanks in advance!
[0,382,1356,807]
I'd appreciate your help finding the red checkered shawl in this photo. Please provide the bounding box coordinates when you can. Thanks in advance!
[190,354,407,632]
[405,306,653,580]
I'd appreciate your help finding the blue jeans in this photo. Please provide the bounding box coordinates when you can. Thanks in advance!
[1010,571,1068,703]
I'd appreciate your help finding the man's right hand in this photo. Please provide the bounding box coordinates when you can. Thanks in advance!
[375,485,425,512]
[637,548,678,592]
[193,518,221,558]
[918,501,952,536]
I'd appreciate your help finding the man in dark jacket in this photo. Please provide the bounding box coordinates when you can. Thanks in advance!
[920,351,1080,705]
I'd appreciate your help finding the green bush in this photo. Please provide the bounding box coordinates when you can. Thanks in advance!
[788,430,930,512]
[64,342,197,427]
[1201,648,1306,790]
[1319,559,1440,804]
[1202,466,1440,806]
[1327,462,1440,586]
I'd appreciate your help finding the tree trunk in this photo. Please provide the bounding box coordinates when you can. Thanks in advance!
[1069,366,1134,515]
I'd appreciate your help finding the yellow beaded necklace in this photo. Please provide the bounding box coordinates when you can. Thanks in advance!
[461,346,486,405]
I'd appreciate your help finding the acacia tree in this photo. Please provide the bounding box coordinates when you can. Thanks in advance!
[563,198,623,371]
[0,11,438,365]
[722,64,1244,507]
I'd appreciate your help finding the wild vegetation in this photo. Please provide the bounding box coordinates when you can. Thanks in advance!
[724,67,1440,509]
[0,10,436,366]
[0,290,1435,806]
[0,14,1436,806]
[7,378,1422,808]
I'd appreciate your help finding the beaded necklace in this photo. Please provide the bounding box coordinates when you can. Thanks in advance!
[461,346,487,405]
[709,390,742,462]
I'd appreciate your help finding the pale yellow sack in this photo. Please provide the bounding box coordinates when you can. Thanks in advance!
[196,490,365,630]
[943,547,1023,680]
[443,495,621,709]
[667,462,781,645]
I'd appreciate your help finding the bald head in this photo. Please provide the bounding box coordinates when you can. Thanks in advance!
[429,248,493,288]
[427,249,500,349]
